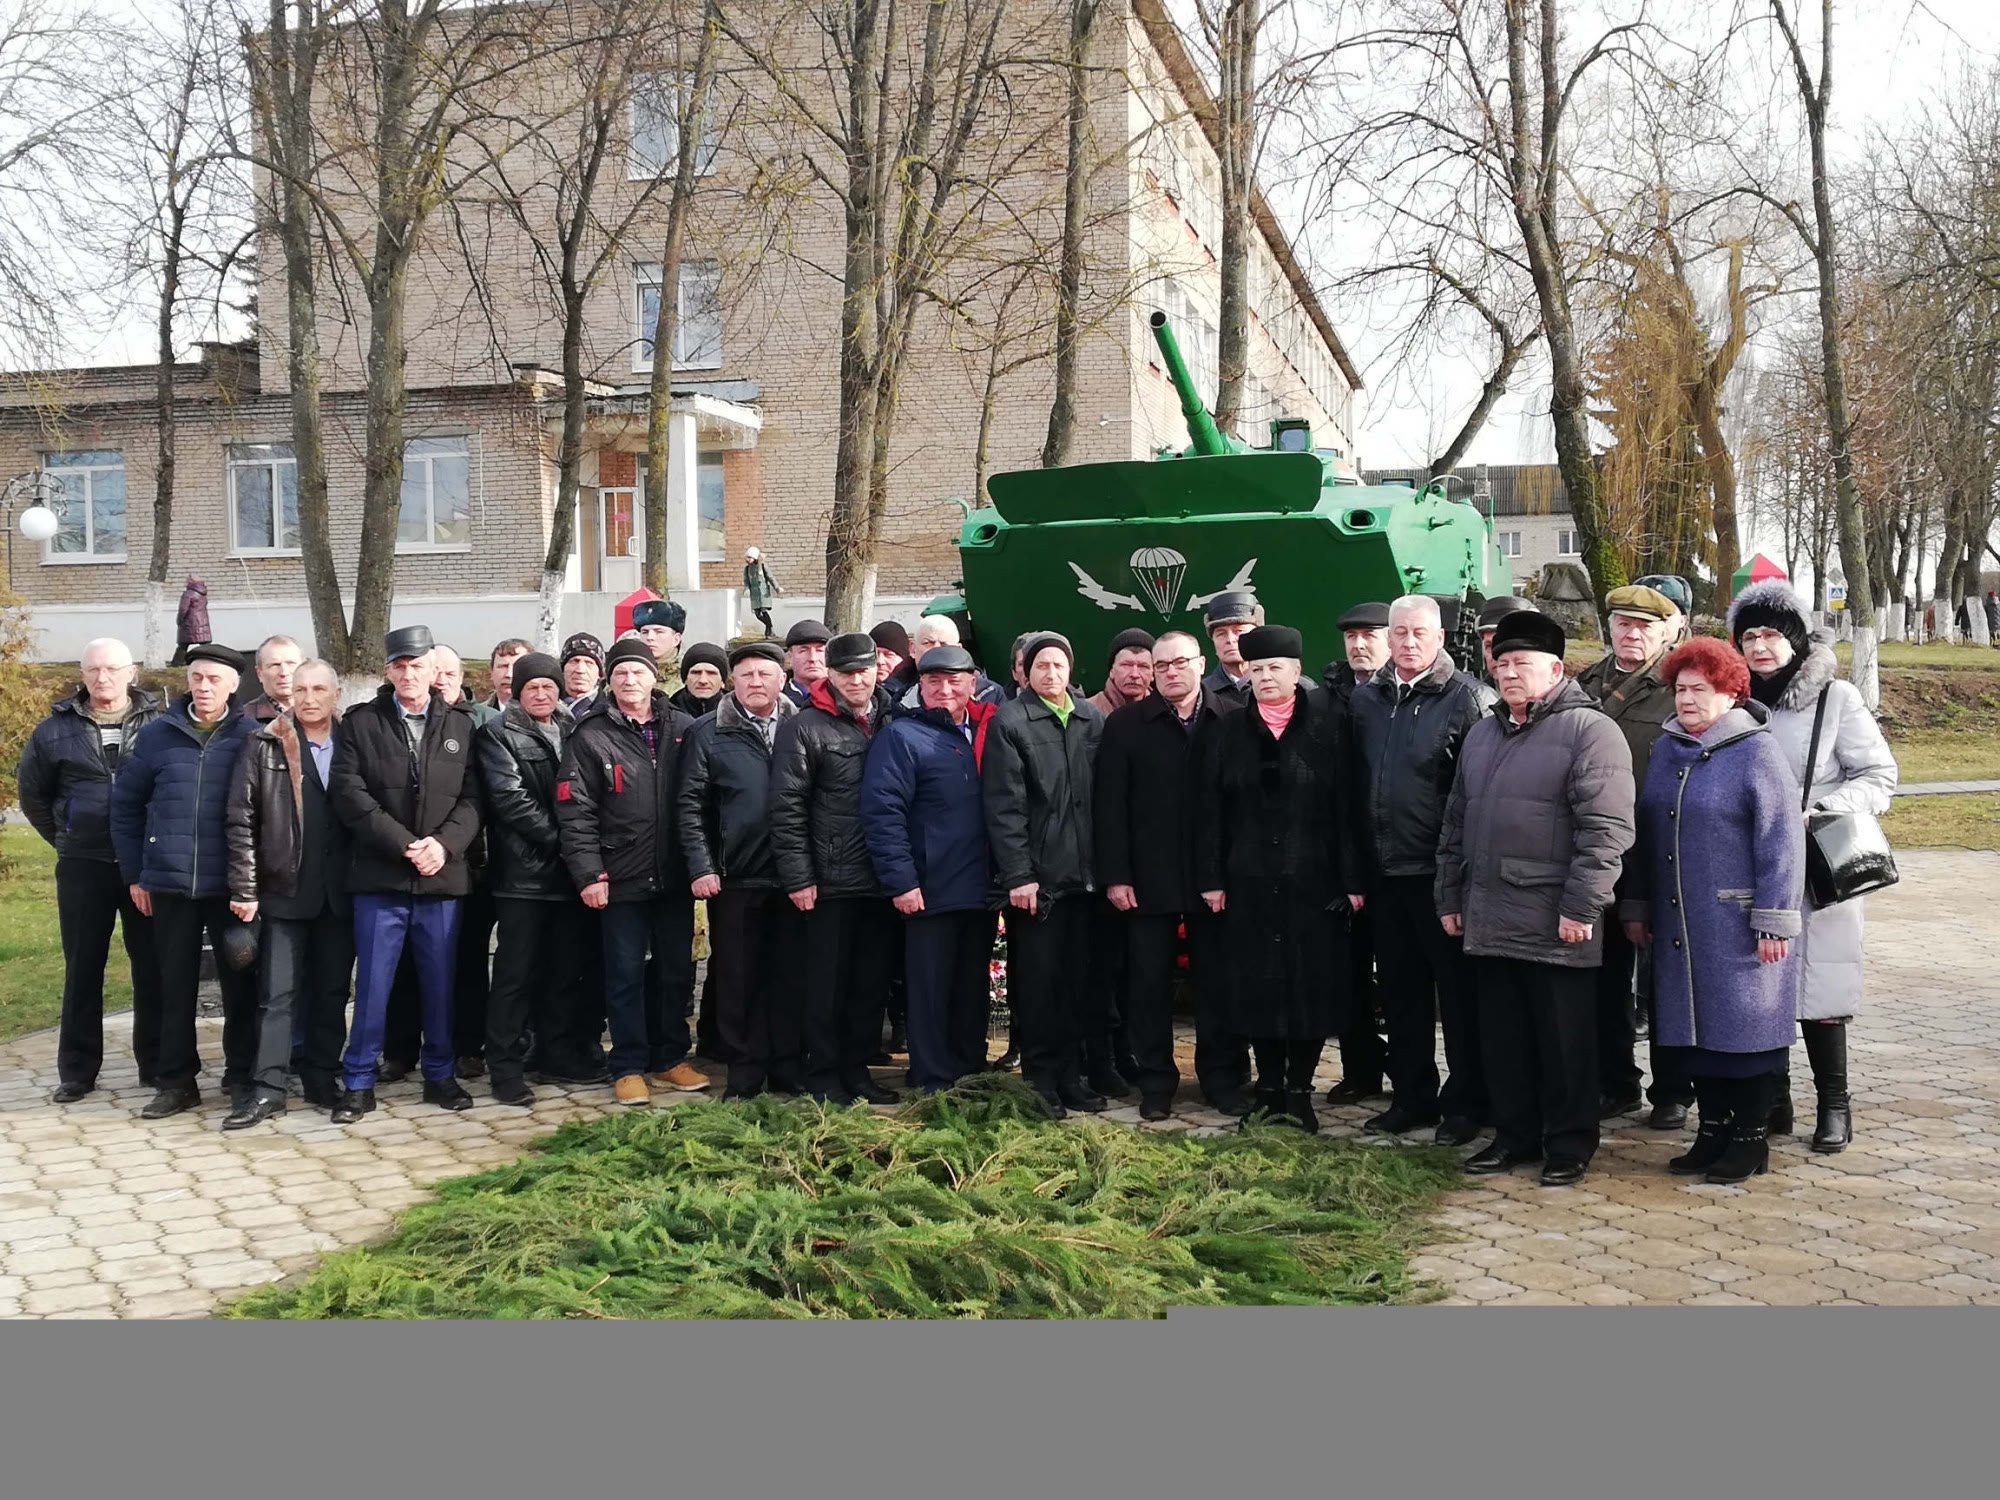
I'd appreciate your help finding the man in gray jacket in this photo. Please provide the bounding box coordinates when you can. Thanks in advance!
[1436,611,1634,1187]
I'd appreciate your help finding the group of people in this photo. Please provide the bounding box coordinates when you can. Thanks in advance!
[17,569,1895,1190]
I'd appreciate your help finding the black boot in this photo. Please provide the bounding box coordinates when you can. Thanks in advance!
[1803,1021,1851,1153]
[1767,1064,1795,1135]
[1084,1039,1133,1100]
[1669,1079,1732,1175]
[1241,1085,1285,1132]
[1706,1076,1773,1184]
[1284,1090,1321,1134]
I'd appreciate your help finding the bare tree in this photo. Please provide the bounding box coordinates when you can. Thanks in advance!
[1039,0,1098,468]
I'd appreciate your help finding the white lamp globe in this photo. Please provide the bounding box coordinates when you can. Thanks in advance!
[18,505,59,543]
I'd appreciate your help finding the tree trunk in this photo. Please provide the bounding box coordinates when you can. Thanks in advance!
[539,288,590,650]
[1040,0,1096,468]
[354,242,411,660]
[1212,0,1257,437]
[146,201,184,670]
[1429,333,1536,478]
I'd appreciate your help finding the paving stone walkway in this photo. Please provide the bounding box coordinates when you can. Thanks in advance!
[1890,780,2000,797]
[2,849,1996,1316]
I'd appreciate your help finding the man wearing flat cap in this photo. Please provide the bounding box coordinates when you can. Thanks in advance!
[1202,591,1262,704]
[1322,601,1390,706]
[1343,595,1496,1140]
[557,637,703,1105]
[863,645,1000,1092]
[678,638,800,1097]
[326,626,483,1122]
[782,618,833,707]
[632,598,686,697]
[768,632,901,1104]
[1437,611,1634,1187]
[983,632,1108,1115]
[1577,581,1691,1124]
[1474,594,1537,682]
[110,643,260,1119]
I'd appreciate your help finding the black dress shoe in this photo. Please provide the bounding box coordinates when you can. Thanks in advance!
[809,1086,859,1106]
[1324,1076,1385,1106]
[1464,1142,1541,1175]
[1284,1090,1322,1134]
[1085,1064,1134,1100]
[1539,1155,1589,1187]
[1205,1086,1254,1118]
[987,1048,1020,1073]
[455,1054,487,1080]
[330,1088,376,1124]
[766,1075,805,1098]
[51,1081,92,1104]
[423,1078,475,1112]
[491,1077,535,1108]
[1647,1100,1690,1130]
[1365,1104,1442,1136]
[848,1076,901,1106]
[1054,1077,1107,1113]
[868,1049,894,1067]
[1598,1092,1643,1120]
[299,1077,340,1110]
[1138,1096,1173,1122]
[223,1093,287,1131]
[139,1084,201,1120]
[1433,1115,1482,1147]
[377,1057,415,1084]
[1030,1083,1069,1120]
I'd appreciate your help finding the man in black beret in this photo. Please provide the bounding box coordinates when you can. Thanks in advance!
[109,642,260,1118]
[782,618,833,707]
[1436,610,1635,1187]
[632,598,686,696]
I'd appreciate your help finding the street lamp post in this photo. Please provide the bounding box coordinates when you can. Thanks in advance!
[4,469,65,589]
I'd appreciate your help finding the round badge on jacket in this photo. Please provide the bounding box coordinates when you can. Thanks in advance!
[444,739,459,752]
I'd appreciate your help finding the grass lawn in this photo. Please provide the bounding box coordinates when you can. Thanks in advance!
[0,825,126,1041]
[1881,793,2000,851]
[1837,640,2000,671]
[1881,729,2000,784]
[233,1080,1463,1319]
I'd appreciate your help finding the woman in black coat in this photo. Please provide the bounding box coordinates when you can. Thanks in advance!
[1196,625,1350,1131]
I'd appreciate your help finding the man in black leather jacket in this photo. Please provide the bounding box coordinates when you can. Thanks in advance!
[1343,594,1496,1145]
[768,632,900,1105]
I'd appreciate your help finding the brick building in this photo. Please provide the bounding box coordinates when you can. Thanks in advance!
[1,0,1359,662]
[1363,463,1577,593]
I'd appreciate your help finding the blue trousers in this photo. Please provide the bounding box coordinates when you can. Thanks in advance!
[600,896,694,1080]
[344,894,462,1089]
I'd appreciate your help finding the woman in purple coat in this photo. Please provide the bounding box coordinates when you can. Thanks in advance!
[1621,637,1805,1184]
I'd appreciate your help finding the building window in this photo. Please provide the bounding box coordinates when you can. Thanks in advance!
[698,451,725,560]
[1497,530,1522,558]
[635,261,722,371]
[399,436,471,549]
[40,450,125,563]
[629,71,718,179]
[227,443,299,554]
[1557,528,1580,556]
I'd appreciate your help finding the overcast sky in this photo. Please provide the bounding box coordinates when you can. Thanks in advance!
[1332,0,2000,473]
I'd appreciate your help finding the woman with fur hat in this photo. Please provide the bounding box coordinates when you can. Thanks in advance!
[1727,579,1898,1152]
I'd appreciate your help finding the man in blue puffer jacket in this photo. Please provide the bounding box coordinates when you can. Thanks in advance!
[110,644,259,1120]
[862,645,996,1092]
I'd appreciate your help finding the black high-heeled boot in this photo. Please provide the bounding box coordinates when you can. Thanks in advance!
[1803,1020,1851,1153]
[1669,1078,1733,1175]
[1707,1076,1773,1184]
[1767,1064,1794,1136]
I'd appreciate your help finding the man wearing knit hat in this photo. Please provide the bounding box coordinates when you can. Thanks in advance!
[1437,610,1635,1187]
[1088,628,1156,717]
[1576,582,1689,1124]
[982,632,1109,1116]
[559,632,606,712]
[557,637,705,1104]
[670,641,728,718]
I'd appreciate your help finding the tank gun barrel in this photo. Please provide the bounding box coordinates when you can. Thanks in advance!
[1147,310,1229,457]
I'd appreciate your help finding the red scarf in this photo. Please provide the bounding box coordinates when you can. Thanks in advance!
[1256,695,1296,737]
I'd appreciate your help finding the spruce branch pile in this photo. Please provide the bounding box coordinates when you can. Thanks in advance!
[235,1078,1459,1319]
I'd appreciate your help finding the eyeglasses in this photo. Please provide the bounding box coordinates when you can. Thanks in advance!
[1153,656,1199,673]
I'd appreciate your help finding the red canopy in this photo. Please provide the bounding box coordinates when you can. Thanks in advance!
[613,586,661,639]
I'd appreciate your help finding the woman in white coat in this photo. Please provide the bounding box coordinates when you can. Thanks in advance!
[1727,581,1898,1152]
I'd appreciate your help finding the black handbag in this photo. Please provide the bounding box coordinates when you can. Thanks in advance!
[1799,687,1900,907]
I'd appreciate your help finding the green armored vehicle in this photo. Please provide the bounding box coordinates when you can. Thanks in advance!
[931,312,1510,679]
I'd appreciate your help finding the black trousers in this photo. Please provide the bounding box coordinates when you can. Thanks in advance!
[54,857,163,1089]
[1338,906,1387,1088]
[1253,1037,1325,1092]
[1008,893,1093,1090]
[1476,956,1599,1162]
[486,896,592,1086]
[800,896,896,1093]
[904,908,996,1090]
[707,885,796,1093]
[1122,911,1185,1101]
[1374,874,1485,1120]
[256,907,353,1096]
[150,892,259,1092]
[1187,907,1250,1101]
[453,884,495,1057]
[1083,898,1126,1066]
[1596,922,1644,1101]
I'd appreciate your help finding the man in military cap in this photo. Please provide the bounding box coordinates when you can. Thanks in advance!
[109,643,260,1118]
[1576,581,1691,1124]
[1438,611,1634,1188]
[782,618,832,707]
[1202,591,1262,704]
[326,626,483,1123]
[632,598,686,697]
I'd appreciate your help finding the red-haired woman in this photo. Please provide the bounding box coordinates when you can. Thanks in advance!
[1620,637,1806,1184]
